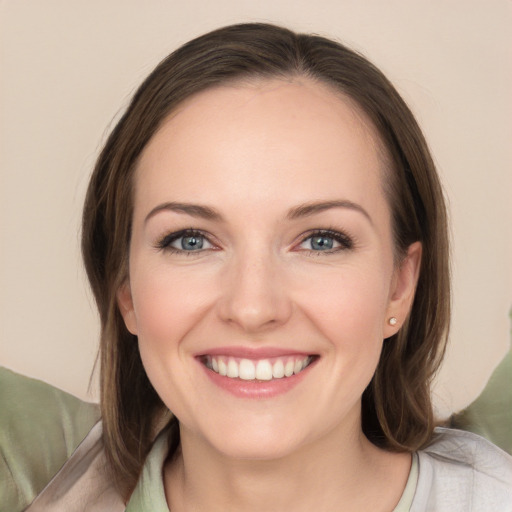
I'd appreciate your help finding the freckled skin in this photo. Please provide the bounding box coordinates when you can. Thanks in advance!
[118,78,421,511]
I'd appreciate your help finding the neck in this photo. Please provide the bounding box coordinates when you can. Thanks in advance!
[163,413,411,512]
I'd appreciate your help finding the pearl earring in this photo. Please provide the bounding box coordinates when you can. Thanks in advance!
[388,317,397,326]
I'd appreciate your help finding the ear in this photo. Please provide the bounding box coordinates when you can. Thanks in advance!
[117,280,138,335]
[384,241,422,339]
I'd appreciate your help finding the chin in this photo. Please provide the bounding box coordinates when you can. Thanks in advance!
[214,435,301,461]
[193,414,312,462]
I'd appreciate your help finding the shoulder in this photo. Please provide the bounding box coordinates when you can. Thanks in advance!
[411,427,512,511]
[0,367,100,511]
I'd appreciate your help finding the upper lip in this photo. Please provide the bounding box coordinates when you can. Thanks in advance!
[195,346,315,360]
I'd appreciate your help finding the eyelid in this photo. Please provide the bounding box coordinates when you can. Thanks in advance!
[154,228,217,253]
[154,227,354,254]
[295,228,354,252]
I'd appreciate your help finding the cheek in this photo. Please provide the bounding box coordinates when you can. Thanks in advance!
[301,266,390,343]
[129,264,216,415]
[294,263,392,395]
[130,264,213,356]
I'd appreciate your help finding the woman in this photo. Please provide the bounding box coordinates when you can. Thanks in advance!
[2,23,511,511]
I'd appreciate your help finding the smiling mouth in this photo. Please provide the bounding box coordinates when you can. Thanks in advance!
[200,355,317,381]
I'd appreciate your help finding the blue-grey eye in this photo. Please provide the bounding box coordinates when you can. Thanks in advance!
[178,234,205,250]
[310,235,334,251]
[157,230,214,252]
[299,230,352,252]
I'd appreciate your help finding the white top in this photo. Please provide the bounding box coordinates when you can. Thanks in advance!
[409,427,512,511]
[5,368,511,511]
[23,425,512,511]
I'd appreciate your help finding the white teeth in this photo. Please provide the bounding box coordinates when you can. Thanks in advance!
[272,359,285,379]
[256,360,273,380]
[218,359,227,376]
[227,359,239,378]
[207,355,313,381]
[239,359,256,380]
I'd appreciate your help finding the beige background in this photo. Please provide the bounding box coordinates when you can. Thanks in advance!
[1,1,511,418]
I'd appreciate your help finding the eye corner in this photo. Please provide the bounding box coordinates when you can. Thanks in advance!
[294,228,355,254]
[154,228,217,254]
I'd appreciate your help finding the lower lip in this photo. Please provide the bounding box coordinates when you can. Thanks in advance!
[199,360,315,399]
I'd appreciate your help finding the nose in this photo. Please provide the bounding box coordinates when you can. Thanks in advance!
[216,249,293,333]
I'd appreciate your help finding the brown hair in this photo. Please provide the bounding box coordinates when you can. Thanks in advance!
[82,23,450,497]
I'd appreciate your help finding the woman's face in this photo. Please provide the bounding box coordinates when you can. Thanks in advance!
[118,78,420,459]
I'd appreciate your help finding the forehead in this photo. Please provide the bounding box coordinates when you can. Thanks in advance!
[134,78,387,214]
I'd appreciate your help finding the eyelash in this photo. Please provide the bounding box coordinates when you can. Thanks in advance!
[155,229,212,255]
[298,229,354,253]
[154,228,354,255]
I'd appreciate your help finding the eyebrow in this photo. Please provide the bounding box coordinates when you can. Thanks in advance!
[144,199,372,225]
[287,200,373,225]
[145,202,223,224]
